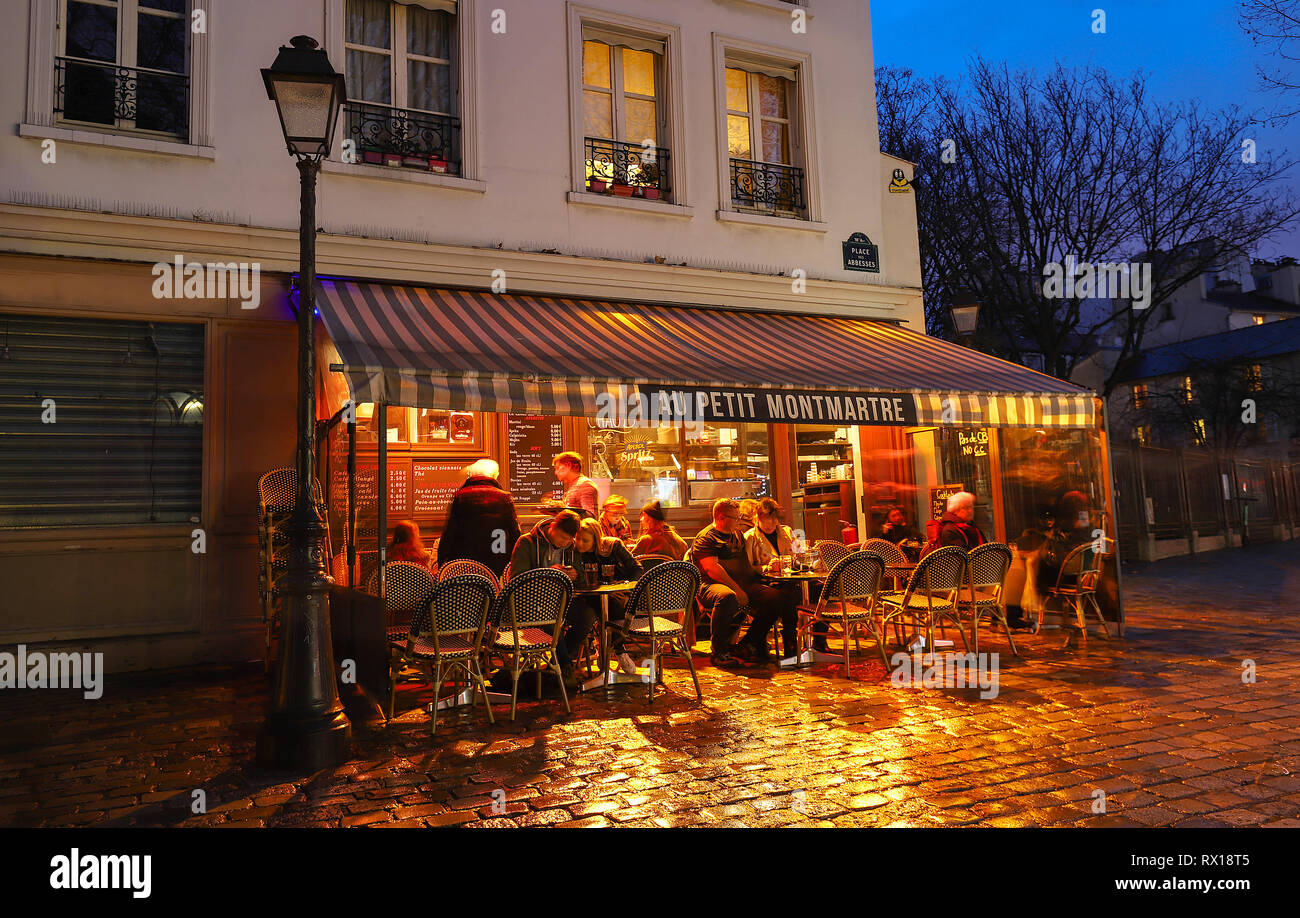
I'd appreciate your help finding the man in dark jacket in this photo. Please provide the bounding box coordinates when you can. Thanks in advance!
[936,491,987,549]
[437,459,520,577]
[508,510,585,689]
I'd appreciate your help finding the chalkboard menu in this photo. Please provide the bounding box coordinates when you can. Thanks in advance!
[413,461,466,515]
[930,483,964,521]
[354,461,410,515]
[508,414,563,505]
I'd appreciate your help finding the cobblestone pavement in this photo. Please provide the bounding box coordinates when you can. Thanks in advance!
[3,542,1299,829]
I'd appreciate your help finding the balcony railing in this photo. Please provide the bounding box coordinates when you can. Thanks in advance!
[54,56,189,139]
[585,137,672,201]
[345,100,461,174]
[729,158,806,217]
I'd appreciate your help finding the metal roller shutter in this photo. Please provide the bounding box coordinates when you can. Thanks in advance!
[0,313,204,529]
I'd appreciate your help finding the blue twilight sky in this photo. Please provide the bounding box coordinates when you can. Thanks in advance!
[871,0,1300,261]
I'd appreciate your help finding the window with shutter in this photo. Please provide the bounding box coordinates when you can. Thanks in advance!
[0,314,204,529]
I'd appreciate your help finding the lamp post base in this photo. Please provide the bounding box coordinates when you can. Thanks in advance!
[256,710,352,772]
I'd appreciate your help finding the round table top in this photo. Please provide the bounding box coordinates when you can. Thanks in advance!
[575,580,637,595]
[763,569,828,582]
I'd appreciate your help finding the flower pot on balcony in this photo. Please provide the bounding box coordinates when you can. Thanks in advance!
[428,157,449,173]
[403,155,427,169]
[611,183,634,197]
[587,179,608,194]
[640,188,661,201]
[382,152,403,167]
[362,149,384,165]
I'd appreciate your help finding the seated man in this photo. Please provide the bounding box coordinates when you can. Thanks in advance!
[508,509,588,689]
[690,498,798,667]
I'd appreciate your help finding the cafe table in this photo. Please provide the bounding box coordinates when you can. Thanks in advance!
[573,580,650,692]
[761,566,843,668]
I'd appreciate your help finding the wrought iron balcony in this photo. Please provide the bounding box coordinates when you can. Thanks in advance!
[584,137,672,201]
[729,158,807,217]
[344,100,461,173]
[54,56,189,139]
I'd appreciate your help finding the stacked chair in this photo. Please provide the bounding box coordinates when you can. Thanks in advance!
[256,467,329,671]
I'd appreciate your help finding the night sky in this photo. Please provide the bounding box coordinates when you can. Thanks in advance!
[872,0,1300,261]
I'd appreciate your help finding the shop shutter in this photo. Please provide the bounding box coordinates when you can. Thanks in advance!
[0,314,204,529]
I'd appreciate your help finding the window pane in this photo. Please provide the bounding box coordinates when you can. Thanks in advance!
[62,60,115,124]
[589,423,682,509]
[137,11,186,73]
[66,1,118,62]
[407,6,452,59]
[583,40,611,88]
[727,114,751,158]
[583,89,612,138]
[346,0,391,48]
[408,60,451,113]
[624,97,656,146]
[762,121,789,163]
[726,67,749,112]
[347,49,391,104]
[622,48,656,96]
[685,424,769,506]
[758,75,787,118]
[139,0,185,10]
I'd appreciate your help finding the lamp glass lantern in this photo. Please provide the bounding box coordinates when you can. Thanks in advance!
[261,36,347,159]
[950,289,981,337]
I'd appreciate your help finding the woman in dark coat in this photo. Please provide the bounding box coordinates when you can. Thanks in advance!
[436,459,520,578]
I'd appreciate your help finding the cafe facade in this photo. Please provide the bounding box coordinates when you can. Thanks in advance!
[0,0,1118,673]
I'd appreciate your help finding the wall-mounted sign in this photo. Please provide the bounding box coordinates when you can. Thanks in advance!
[888,168,912,193]
[842,233,880,273]
[449,410,476,443]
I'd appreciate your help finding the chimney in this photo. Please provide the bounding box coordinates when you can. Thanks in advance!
[1271,261,1300,306]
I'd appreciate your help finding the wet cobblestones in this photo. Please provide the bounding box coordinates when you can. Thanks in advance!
[2,541,1298,828]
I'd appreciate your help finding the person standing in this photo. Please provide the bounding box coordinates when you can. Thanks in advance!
[553,451,599,518]
[436,458,520,578]
[691,498,797,668]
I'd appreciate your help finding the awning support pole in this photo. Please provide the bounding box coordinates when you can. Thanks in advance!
[377,402,388,598]
[347,409,356,587]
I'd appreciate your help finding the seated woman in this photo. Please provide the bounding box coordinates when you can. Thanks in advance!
[389,520,433,570]
[575,518,641,676]
[631,500,688,560]
[599,494,632,540]
[743,499,823,654]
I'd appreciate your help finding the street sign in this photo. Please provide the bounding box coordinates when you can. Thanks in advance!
[842,233,880,273]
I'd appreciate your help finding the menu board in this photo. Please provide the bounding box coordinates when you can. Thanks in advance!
[508,414,563,505]
[930,483,964,521]
[412,461,466,515]
[354,461,410,515]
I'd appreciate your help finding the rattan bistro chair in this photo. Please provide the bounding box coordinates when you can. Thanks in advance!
[813,540,852,571]
[861,538,907,566]
[490,568,574,720]
[622,561,703,704]
[392,574,497,732]
[797,550,888,672]
[367,561,438,643]
[955,543,1018,657]
[438,559,500,592]
[634,553,676,572]
[1038,538,1112,637]
[878,546,969,660]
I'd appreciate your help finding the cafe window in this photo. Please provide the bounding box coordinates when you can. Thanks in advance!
[0,313,204,528]
[684,422,770,506]
[999,427,1105,545]
[588,420,682,508]
[355,404,480,449]
[909,427,995,537]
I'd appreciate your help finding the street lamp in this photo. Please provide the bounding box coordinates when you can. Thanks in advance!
[950,287,981,341]
[256,36,351,770]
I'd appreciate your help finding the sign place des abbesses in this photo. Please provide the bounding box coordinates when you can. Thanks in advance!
[601,385,918,427]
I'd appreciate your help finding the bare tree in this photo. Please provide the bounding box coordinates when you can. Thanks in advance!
[1240,0,1300,119]
[876,60,1300,394]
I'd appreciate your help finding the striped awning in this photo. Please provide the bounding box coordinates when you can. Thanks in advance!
[316,280,1096,429]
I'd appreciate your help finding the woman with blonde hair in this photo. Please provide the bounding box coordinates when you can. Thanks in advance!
[575,517,641,674]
